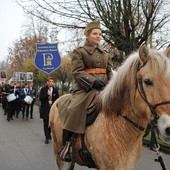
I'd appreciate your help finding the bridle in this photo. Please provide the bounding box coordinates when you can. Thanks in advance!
[121,65,170,132]
[120,68,170,170]
[121,59,169,170]
[137,75,170,126]
[138,73,170,170]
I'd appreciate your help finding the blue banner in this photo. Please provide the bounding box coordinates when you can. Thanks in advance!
[34,43,61,74]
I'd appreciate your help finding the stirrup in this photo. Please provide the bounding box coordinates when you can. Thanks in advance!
[58,141,72,162]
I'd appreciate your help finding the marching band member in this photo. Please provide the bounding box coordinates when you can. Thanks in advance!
[1,82,8,115]
[22,82,30,121]
[28,82,36,119]
[6,82,17,121]
[15,82,21,118]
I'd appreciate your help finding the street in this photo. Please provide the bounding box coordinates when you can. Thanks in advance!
[0,104,169,170]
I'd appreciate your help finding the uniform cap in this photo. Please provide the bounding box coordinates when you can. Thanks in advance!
[84,21,101,34]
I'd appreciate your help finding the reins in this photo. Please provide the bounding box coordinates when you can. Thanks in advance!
[120,115,145,131]
[151,125,167,170]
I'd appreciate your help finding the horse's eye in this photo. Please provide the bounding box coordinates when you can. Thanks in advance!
[144,79,153,86]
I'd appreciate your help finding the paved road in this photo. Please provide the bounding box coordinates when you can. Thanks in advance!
[0,104,169,170]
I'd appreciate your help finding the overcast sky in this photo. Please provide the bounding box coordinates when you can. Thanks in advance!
[0,0,25,62]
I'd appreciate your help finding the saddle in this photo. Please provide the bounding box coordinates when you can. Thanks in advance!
[86,98,100,126]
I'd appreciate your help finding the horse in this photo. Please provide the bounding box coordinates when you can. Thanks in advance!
[49,44,170,170]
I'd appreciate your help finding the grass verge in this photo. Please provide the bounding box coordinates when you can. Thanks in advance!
[143,132,170,154]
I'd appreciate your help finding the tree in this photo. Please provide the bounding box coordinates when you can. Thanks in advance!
[7,15,51,72]
[7,35,45,72]
[15,0,170,55]
[51,55,72,94]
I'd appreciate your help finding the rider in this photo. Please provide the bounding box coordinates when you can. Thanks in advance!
[59,20,113,161]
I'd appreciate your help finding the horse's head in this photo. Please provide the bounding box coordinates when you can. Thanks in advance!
[137,44,170,142]
[101,43,170,142]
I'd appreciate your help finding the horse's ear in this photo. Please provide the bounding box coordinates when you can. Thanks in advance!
[163,44,170,58]
[139,43,149,65]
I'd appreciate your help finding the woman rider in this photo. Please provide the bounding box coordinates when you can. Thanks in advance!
[59,20,113,161]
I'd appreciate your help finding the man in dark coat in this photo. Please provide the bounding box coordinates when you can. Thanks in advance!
[39,77,59,144]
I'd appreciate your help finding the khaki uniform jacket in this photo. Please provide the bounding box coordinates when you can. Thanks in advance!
[61,41,113,133]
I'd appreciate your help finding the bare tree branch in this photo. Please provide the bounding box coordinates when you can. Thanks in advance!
[15,0,170,55]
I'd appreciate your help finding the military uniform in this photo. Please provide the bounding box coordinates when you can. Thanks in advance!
[61,40,113,134]
[58,20,113,162]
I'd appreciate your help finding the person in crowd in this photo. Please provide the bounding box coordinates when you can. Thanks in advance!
[1,82,8,115]
[22,82,30,121]
[0,83,3,104]
[58,20,113,161]
[6,81,17,121]
[19,82,26,116]
[15,82,21,118]
[39,77,59,144]
[28,82,36,119]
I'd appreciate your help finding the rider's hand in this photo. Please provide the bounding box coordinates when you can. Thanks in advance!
[93,80,105,90]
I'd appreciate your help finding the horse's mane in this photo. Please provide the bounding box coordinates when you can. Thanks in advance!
[100,48,169,116]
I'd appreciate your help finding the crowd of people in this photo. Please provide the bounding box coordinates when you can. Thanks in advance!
[0,81,36,122]
[0,77,60,145]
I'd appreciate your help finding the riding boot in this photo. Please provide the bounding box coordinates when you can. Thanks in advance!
[58,129,74,162]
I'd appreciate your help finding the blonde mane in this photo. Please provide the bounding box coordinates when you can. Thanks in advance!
[100,48,169,116]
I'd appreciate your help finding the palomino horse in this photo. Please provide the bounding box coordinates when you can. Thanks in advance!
[49,44,170,170]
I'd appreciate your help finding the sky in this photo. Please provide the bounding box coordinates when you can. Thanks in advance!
[0,0,70,62]
[0,0,25,62]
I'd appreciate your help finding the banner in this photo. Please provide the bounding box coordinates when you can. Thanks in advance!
[34,43,61,74]
[13,72,33,82]
[0,70,7,79]
[26,72,33,81]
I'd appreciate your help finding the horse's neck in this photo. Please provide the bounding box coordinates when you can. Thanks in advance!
[124,107,149,132]
[86,111,145,146]
[84,112,144,169]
